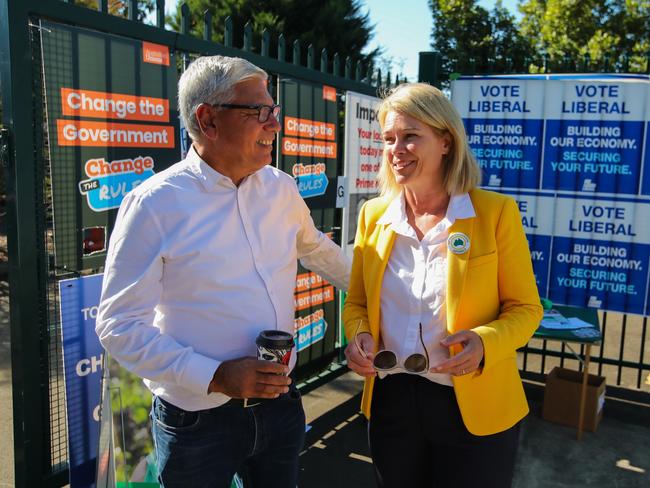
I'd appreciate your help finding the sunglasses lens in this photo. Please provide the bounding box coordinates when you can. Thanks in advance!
[404,354,427,373]
[373,350,397,370]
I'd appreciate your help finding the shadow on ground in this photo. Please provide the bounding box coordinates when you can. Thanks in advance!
[299,388,650,488]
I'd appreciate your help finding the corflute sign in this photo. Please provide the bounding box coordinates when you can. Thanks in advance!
[452,74,650,316]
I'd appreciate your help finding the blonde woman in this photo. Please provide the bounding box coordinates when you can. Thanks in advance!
[343,83,542,488]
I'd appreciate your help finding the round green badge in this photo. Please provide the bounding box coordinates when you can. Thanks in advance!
[447,232,470,254]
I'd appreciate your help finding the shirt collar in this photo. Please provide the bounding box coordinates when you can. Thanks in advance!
[186,145,252,191]
[376,191,476,227]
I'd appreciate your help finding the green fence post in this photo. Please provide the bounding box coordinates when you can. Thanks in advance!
[181,3,190,35]
[333,52,340,77]
[307,44,314,70]
[293,39,301,66]
[321,48,328,74]
[156,0,164,28]
[224,16,233,48]
[277,33,285,62]
[128,0,137,21]
[203,10,212,41]
[243,21,252,51]
[99,0,108,14]
[355,60,362,81]
[261,29,270,58]
[0,1,51,486]
[418,51,442,88]
[345,56,352,79]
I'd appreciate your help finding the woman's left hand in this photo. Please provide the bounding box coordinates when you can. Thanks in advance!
[430,330,484,376]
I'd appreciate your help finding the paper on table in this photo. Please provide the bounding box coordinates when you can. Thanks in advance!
[540,315,595,330]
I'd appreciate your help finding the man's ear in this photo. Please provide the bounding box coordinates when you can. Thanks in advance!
[195,104,218,139]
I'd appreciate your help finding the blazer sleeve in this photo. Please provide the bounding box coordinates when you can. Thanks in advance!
[342,201,371,341]
[473,197,543,371]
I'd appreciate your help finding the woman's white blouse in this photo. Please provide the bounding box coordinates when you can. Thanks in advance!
[377,192,476,386]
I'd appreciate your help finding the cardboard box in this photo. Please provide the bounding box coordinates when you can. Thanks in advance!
[542,367,606,432]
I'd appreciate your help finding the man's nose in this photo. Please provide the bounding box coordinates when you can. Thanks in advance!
[266,112,281,131]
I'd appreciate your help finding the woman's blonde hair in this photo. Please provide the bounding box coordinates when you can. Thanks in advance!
[376,82,481,198]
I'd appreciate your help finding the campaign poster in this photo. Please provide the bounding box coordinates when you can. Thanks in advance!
[277,78,342,371]
[452,75,650,315]
[342,91,382,256]
[41,21,180,273]
[452,78,545,189]
[59,274,105,488]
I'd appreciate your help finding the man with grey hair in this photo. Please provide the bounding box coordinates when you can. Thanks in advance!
[96,55,350,487]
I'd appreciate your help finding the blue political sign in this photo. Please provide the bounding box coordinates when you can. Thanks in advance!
[296,172,329,199]
[452,75,650,315]
[59,274,104,488]
[79,169,156,212]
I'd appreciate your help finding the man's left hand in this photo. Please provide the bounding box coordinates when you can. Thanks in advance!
[429,330,484,376]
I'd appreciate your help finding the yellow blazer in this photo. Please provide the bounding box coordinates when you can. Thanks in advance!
[343,188,543,436]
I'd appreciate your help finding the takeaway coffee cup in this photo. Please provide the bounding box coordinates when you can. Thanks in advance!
[256,330,294,368]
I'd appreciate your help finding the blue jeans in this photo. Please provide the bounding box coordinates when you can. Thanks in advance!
[151,388,305,488]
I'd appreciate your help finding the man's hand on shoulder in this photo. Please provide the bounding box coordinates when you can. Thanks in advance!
[208,357,291,398]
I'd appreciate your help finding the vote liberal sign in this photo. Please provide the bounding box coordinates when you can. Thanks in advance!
[452,74,650,316]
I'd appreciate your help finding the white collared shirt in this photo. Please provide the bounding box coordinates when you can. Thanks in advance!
[96,146,350,411]
[377,192,475,385]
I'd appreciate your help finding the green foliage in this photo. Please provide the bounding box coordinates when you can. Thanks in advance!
[109,359,154,482]
[430,0,649,77]
[168,0,379,70]
[73,0,154,21]
[429,0,533,79]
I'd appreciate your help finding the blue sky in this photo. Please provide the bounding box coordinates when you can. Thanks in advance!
[361,0,520,81]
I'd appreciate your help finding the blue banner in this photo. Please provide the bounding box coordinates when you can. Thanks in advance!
[59,274,104,488]
[452,75,650,315]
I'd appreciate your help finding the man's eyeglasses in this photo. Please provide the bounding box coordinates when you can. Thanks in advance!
[353,320,430,374]
[210,103,281,123]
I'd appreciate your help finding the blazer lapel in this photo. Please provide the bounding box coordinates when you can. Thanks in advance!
[446,217,475,331]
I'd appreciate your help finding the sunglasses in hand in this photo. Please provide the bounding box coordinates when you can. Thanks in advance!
[353,320,430,374]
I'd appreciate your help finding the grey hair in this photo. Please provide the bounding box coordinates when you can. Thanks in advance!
[178,55,268,141]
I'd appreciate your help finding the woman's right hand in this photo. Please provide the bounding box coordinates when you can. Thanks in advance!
[344,332,377,377]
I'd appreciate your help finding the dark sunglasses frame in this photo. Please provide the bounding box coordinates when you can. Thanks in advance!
[353,321,430,374]
[209,103,281,123]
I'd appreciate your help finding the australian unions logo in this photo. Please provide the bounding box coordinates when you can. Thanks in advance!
[78,156,155,212]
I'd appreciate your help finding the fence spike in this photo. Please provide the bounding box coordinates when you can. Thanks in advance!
[333,53,340,77]
[376,68,381,87]
[181,3,190,35]
[646,50,650,74]
[355,61,362,81]
[321,48,328,74]
[583,53,591,72]
[293,40,301,66]
[128,0,137,21]
[203,10,212,41]
[156,0,165,28]
[262,29,270,58]
[307,44,315,70]
[621,54,629,73]
[99,0,108,14]
[278,34,286,62]
[603,54,611,72]
[367,64,373,84]
[243,22,253,51]
[224,16,233,48]
[386,70,391,87]
[345,56,352,79]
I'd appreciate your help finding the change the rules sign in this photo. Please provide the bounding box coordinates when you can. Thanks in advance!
[452,74,650,315]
